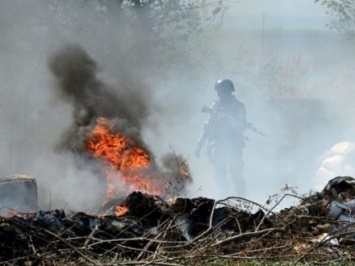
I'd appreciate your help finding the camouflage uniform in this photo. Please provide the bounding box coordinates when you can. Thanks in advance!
[197,94,247,197]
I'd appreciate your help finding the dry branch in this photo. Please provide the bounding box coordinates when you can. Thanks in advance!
[1,186,355,264]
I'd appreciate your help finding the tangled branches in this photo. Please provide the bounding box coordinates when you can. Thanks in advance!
[0,188,353,265]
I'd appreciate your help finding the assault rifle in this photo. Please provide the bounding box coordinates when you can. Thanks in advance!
[201,105,266,137]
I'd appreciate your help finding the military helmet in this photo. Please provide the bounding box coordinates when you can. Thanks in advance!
[214,79,235,93]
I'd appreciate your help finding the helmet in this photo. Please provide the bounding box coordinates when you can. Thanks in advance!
[214,79,235,93]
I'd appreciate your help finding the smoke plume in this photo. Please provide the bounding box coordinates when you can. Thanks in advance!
[48,44,151,153]
[2,0,355,213]
[47,43,191,207]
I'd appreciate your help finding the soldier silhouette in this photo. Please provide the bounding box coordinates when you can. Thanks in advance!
[196,79,247,197]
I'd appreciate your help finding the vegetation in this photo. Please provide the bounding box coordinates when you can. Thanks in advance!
[2,183,355,265]
[315,0,355,39]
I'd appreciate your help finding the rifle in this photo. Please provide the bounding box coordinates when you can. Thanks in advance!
[201,105,266,137]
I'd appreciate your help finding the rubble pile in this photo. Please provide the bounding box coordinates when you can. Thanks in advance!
[2,177,355,265]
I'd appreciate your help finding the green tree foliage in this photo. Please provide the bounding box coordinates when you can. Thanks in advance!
[315,0,355,39]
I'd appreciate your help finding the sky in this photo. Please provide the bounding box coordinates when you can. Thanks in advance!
[1,0,354,213]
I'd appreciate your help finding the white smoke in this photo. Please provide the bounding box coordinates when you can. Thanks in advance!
[315,142,355,191]
[1,0,355,212]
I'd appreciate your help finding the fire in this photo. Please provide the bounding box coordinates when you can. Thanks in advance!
[115,205,129,216]
[6,208,35,218]
[86,117,165,203]
[179,161,190,180]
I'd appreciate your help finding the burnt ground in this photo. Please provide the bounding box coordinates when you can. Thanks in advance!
[2,177,355,265]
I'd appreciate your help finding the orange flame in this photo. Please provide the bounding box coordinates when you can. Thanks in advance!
[6,208,35,218]
[115,205,129,216]
[179,161,190,180]
[86,117,165,203]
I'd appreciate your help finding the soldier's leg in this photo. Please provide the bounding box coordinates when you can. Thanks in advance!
[228,152,245,196]
[212,151,229,198]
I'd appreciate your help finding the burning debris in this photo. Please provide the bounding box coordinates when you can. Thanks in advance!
[48,44,192,205]
[0,191,274,264]
[5,45,355,264]
[3,176,355,264]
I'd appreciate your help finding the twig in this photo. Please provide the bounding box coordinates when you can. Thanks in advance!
[256,193,304,231]
[83,224,100,248]
[41,228,100,265]
[211,228,284,247]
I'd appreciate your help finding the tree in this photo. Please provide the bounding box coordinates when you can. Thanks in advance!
[315,0,355,39]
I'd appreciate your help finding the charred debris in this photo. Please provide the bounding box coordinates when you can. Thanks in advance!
[2,176,355,264]
[2,45,355,264]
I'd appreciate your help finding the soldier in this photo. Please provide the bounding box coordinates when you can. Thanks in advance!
[196,79,247,197]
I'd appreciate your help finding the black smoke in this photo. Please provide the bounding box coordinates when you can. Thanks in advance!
[48,44,152,154]
[48,44,192,199]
